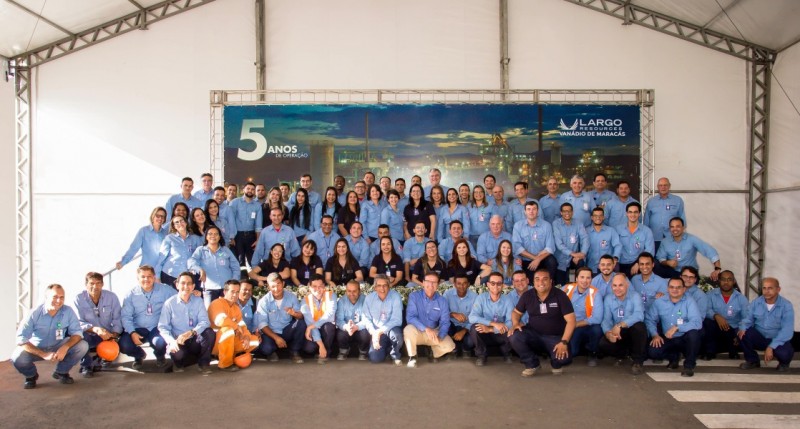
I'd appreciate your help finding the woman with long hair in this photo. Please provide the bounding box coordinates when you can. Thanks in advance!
[116,206,169,270]
[361,184,384,242]
[263,186,288,228]
[446,238,490,286]
[156,214,203,287]
[290,240,324,286]
[368,236,404,287]
[410,240,446,286]
[493,239,521,285]
[324,238,363,288]
[171,202,189,222]
[337,191,361,237]
[403,184,436,241]
[248,243,291,285]
[468,185,495,248]
[204,199,232,243]
[287,187,316,243]
[319,186,342,226]
[188,207,210,237]
[429,185,446,220]
[188,226,239,306]
[380,189,404,245]
[438,187,471,242]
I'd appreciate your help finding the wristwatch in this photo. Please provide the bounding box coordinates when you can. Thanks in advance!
[560,339,569,346]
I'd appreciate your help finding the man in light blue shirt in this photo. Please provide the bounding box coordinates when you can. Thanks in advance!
[166,177,203,220]
[563,267,604,366]
[738,277,795,372]
[345,221,371,269]
[615,202,654,277]
[305,215,340,266]
[512,201,557,282]
[443,275,478,358]
[655,217,721,281]
[335,280,370,360]
[646,277,703,377]
[538,177,561,224]
[423,168,449,201]
[361,275,404,364]
[438,220,476,263]
[238,280,257,333]
[490,186,512,233]
[644,177,686,251]
[119,265,178,370]
[586,207,621,273]
[288,174,322,211]
[703,270,748,360]
[253,207,300,264]
[12,284,89,389]
[229,182,263,267]
[255,273,306,363]
[589,173,616,209]
[559,175,593,227]
[193,173,214,203]
[73,272,122,378]
[158,272,215,373]
[552,203,588,286]
[299,275,337,363]
[591,255,617,297]
[508,271,532,325]
[469,272,515,366]
[476,215,512,264]
[598,273,648,375]
[404,272,455,367]
[604,180,638,228]
[630,252,668,313]
[507,181,534,229]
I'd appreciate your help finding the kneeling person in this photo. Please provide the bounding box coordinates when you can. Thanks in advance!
[159,272,216,373]
[646,277,703,377]
[738,277,794,372]
[300,275,337,363]
[361,275,404,364]
[335,280,370,360]
[404,272,456,367]
[563,267,603,366]
[208,279,260,371]
[599,274,648,375]
[469,272,514,366]
[255,273,306,363]
[73,272,122,378]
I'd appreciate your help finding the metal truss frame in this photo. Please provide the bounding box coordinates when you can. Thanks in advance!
[14,59,32,323]
[744,51,772,298]
[9,0,217,69]
[563,0,777,63]
[209,89,655,202]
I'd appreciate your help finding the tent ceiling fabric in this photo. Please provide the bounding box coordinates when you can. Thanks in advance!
[0,0,799,60]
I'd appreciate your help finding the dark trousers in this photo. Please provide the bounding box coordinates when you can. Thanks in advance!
[571,324,602,356]
[653,264,680,279]
[259,319,307,356]
[470,325,511,358]
[555,258,586,286]
[160,272,200,290]
[302,322,336,355]
[449,324,475,353]
[80,332,104,370]
[648,328,701,369]
[702,318,739,356]
[510,327,572,369]
[740,328,795,365]
[368,326,403,363]
[598,322,648,364]
[521,254,558,284]
[203,289,223,308]
[119,327,167,360]
[235,231,257,267]
[170,328,215,368]
[336,328,371,355]
[618,262,636,278]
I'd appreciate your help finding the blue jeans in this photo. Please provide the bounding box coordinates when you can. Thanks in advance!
[259,319,307,356]
[12,338,89,378]
[510,327,572,369]
[302,322,336,355]
[740,328,795,365]
[570,324,602,356]
[368,326,403,363]
[648,329,702,369]
[119,327,167,360]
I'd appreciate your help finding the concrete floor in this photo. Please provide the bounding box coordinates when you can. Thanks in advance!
[0,355,713,429]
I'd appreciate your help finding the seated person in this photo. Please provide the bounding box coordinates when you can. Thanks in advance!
[403,272,456,367]
[361,275,404,364]
[325,238,364,287]
[738,277,794,372]
[444,238,490,286]
[703,270,748,360]
[599,273,647,375]
[254,273,306,364]
[290,240,324,286]
[646,277,703,377]
[300,275,337,363]
[410,241,446,287]
[208,279,260,372]
[443,275,478,357]
[562,267,603,366]
[368,236,404,287]
[335,280,370,360]
[248,243,291,285]
[469,272,515,366]
[438,220,476,263]
[73,272,122,378]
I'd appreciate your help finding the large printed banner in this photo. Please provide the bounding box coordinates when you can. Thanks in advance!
[223,104,641,197]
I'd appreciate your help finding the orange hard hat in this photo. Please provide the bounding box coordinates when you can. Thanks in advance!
[96,340,120,361]
[233,353,252,368]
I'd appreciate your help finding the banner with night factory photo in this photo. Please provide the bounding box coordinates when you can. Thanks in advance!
[223,104,641,198]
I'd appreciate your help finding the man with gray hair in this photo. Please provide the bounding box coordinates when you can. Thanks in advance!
[559,175,593,227]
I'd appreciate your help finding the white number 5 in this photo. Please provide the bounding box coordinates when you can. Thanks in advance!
[238,119,267,161]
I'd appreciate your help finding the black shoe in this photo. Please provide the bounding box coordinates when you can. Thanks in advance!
[52,372,74,385]
[23,373,38,389]
[777,363,789,373]
[475,357,486,367]
[666,361,679,370]
[219,365,240,372]
[631,363,643,375]
[681,368,695,377]
[503,355,514,364]
[80,367,94,378]
[739,361,761,370]
[132,358,144,370]
[197,365,213,375]
[155,357,167,368]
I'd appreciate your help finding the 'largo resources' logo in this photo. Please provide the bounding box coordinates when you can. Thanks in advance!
[558,118,626,137]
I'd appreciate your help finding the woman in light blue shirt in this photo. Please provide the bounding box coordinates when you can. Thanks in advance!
[156,215,203,288]
[188,226,239,306]
[468,185,495,248]
[380,190,404,245]
[116,206,169,270]
[438,188,470,242]
[361,185,385,242]
[204,199,233,243]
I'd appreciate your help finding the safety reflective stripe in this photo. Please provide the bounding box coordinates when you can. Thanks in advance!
[563,283,597,319]
[306,290,333,322]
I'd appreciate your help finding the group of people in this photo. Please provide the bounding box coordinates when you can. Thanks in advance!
[11,170,794,388]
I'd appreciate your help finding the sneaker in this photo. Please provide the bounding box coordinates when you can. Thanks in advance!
[155,357,167,368]
[475,357,486,367]
[23,373,38,389]
[407,357,417,368]
[739,361,761,370]
[681,368,695,377]
[503,355,514,364]
[666,361,679,370]
[268,352,279,362]
[521,366,539,377]
[631,363,643,375]
[52,372,74,385]
[197,365,213,375]
[776,363,789,373]
[358,352,368,361]
[132,358,144,370]
[219,365,240,372]
[172,365,184,373]
[393,359,403,366]
[337,353,348,361]
[551,368,564,375]
[291,354,304,364]
[587,356,598,367]
[80,367,94,378]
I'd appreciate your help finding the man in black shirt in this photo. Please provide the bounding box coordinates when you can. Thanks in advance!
[509,268,576,377]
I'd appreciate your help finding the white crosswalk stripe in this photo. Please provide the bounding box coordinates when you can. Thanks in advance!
[647,372,800,383]
[668,390,800,403]
[694,414,800,428]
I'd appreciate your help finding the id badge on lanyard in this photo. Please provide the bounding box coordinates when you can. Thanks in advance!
[539,303,547,314]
